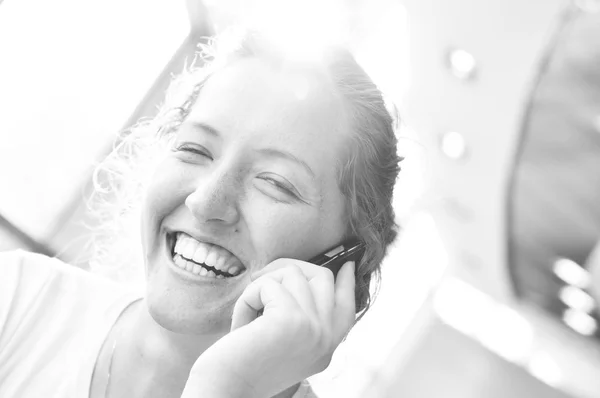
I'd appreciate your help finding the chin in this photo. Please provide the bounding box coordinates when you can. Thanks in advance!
[145,289,233,335]
[142,254,245,335]
[139,223,255,335]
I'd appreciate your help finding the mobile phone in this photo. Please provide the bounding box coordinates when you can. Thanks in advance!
[255,240,365,317]
[309,240,365,278]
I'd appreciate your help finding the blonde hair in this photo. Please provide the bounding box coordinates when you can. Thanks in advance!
[89,30,402,314]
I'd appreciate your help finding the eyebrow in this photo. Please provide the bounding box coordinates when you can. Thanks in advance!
[189,121,221,137]
[187,121,316,180]
[257,148,316,180]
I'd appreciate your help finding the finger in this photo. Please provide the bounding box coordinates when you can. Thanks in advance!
[250,258,292,281]
[231,277,297,331]
[307,267,335,324]
[257,260,336,319]
[333,261,356,341]
[257,266,318,319]
[251,258,328,282]
[252,259,336,322]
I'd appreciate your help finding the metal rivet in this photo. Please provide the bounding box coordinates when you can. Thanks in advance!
[559,285,596,314]
[447,48,477,80]
[562,308,597,336]
[441,131,468,159]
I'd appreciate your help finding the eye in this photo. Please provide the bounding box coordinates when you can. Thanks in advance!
[172,142,213,162]
[255,174,300,202]
[264,178,295,195]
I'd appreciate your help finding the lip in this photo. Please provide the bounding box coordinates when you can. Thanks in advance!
[163,230,248,284]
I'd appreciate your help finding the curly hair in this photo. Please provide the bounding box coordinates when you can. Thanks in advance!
[88,29,402,315]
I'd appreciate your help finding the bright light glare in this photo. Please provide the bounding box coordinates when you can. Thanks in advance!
[245,0,347,63]
[563,308,598,336]
[434,278,534,363]
[0,0,188,240]
[553,258,591,289]
[559,285,596,313]
[527,351,563,388]
[478,305,534,363]
[350,0,411,106]
[448,49,477,80]
[441,131,467,159]
[434,278,494,336]
[205,0,410,106]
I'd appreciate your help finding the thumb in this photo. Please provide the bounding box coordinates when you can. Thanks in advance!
[231,277,288,331]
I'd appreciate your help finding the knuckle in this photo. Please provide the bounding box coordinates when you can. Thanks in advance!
[319,332,335,352]
[269,257,291,270]
[316,355,332,372]
[309,322,334,349]
[286,263,304,275]
[309,321,323,342]
[319,266,334,283]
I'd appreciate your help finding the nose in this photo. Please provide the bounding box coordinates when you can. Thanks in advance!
[185,170,241,226]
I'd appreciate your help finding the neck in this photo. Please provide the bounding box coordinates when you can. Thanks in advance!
[108,299,301,398]
[111,299,225,398]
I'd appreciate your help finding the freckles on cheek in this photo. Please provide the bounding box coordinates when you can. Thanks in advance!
[252,207,322,260]
[143,168,188,230]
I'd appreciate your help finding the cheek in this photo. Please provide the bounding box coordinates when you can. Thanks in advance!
[243,197,345,265]
[142,162,188,242]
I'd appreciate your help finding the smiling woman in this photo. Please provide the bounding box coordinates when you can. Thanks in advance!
[93,30,401,318]
[0,29,401,398]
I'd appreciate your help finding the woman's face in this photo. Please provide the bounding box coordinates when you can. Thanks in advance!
[141,57,351,334]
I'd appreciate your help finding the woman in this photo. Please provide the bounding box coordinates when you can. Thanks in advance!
[0,30,401,397]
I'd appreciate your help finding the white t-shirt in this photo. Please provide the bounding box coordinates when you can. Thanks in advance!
[0,250,316,398]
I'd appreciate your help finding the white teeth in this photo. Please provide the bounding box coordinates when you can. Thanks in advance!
[192,244,208,266]
[228,265,240,276]
[205,248,218,268]
[183,239,198,260]
[174,254,186,268]
[174,237,183,254]
[214,252,227,271]
[173,254,224,279]
[172,232,246,277]
[185,261,194,272]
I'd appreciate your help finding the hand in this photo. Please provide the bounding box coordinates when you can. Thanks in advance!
[182,259,356,398]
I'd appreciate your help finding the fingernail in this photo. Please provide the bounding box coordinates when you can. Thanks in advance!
[347,261,355,272]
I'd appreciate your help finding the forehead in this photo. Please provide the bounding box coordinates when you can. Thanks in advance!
[186,57,351,164]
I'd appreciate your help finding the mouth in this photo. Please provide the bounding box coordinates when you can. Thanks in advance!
[166,232,247,279]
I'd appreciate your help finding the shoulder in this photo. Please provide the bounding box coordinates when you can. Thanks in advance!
[0,249,117,297]
[0,250,64,300]
[1,249,72,280]
[0,248,124,285]
[0,250,134,330]
[0,250,140,393]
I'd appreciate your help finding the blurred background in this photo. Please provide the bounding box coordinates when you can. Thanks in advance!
[1,0,600,397]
